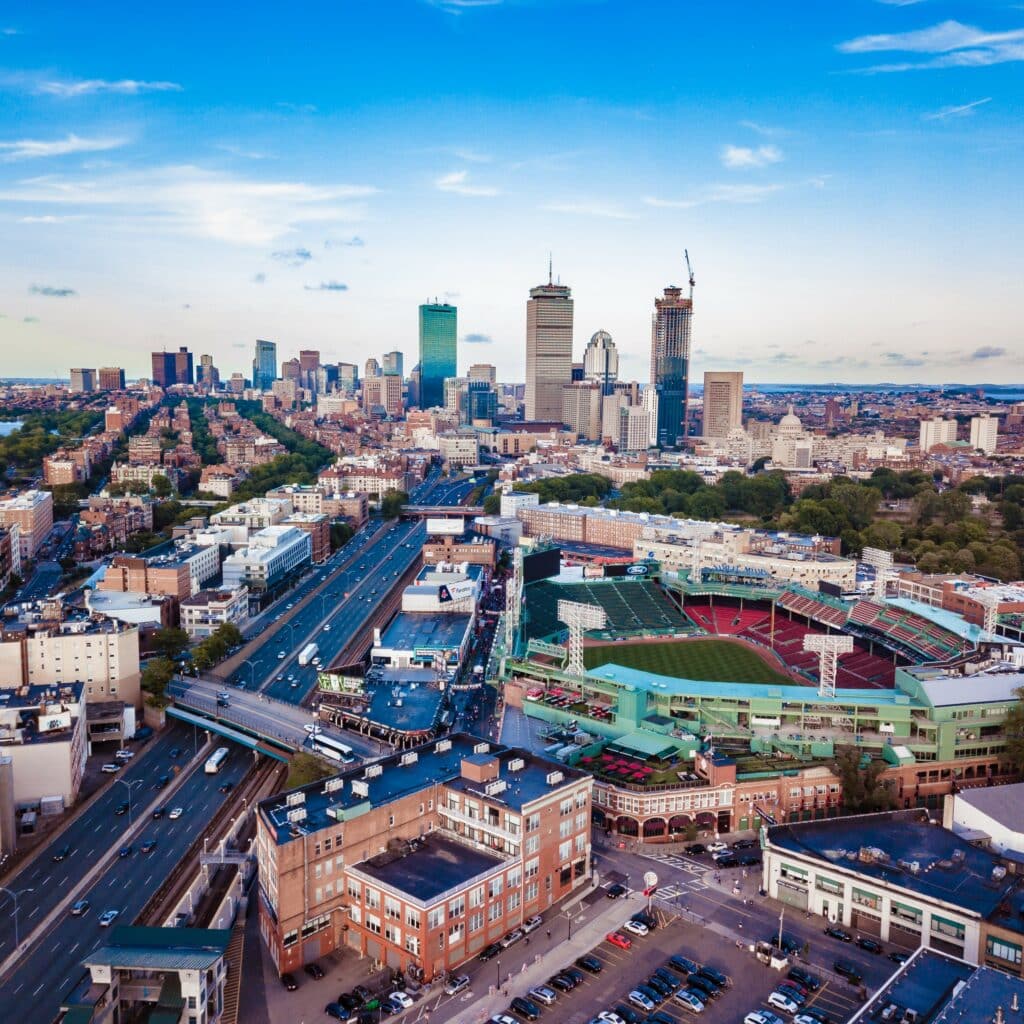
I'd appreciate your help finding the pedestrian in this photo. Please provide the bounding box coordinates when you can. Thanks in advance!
[524,937,529,946]
[546,930,551,940]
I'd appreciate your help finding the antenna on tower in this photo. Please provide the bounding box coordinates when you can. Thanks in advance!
[548,253,553,285]
[685,249,695,301]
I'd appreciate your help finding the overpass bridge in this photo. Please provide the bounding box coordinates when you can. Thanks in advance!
[401,505,484,517]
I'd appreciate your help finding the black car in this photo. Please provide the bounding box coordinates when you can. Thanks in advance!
[510,997,540,1021]
[304,962,325,980]
[141,838,157,854]
[632,910,657,930]
[788,966,821,991]
[797,1009,831,1024]
[281,973,298,991]
[118,844,133,858]
[684,844,706,855]
[152,806,165,820]
[637,984,664,1005]
[715,855,739,869]
[733,838,757,849]
[825,925,852,942]
[156,773,170,789]
[563,968,585,986]
[667,955,700,976]
[325,1003,352,1021]
[738,854,760,867]
[114,801,129,816]
[888,951,910,965]
[833,960,863,985]
[479,943,502,961]
[645,976,671,998]
[645,1014,675,1024]
[856,936,883,954]
[548,974,574,993]
[576,954,602,974]
[338,994,361,1012]
[653,968,680,991]
[696,966,728,989]
[169,747,181,758]
[606,883,628,899]
[219,781,234,793]
[613,1005,641,1024]
[52,843,72,862]
[353,985,372,1004]
[684,976,719,1000]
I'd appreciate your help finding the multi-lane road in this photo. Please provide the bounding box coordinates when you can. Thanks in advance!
[0,723,251,1024]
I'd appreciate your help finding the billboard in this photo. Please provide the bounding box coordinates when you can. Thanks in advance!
[818,580,844,598]
[602,562,652,579]
[38,709,72,733]
[426,517,465,536]
[438,581,476,604]
[523,546,561,584]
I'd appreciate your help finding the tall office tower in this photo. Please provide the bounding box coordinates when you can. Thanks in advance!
[338,362,359,391]
[525,275,573,422]
[197,354,220,389]
[419,302,457,410]
[408,364,421,409]
[69,368,96,393]
[173,346,194,386]
[228,373,245,393]
[364,357,381,379]
[583,330,618,393]
[316,364,338,395]
[702,371,744,439]
[445,377,470,421]
[467,381,497,426]
[561,382,603,441]
[97,367,126,391]
[468,363,497,385]
[571,363,585,382]
[299,350,320,393]
[919,416,958,451]
[642,384,659,446]
[382,351,404,378]
[650,286,693,447]
[619,404,656,453]
[970,414,1000,455]
[150,351,176,388]
[253,339,277,391]
[282,358,301,383]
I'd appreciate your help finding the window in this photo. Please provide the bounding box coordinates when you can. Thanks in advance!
[365,888,380,910]
[405,935,420,955]
[488,900,502,922]
[526,812,540,832]
[406,908,420,930]
[931,916,965,941]
[575,834,586,853]
[283,929,298,948]
[525,881,538,903]
[469,911,484,933]
[427,907,445,930]
[558,840,571,862]
[324,837,332,852]
[576,811,587,831]
[366,914,382,935]
[892,902,922,925]
[385,923,402,944]
[347,880,361,901]
[507,867,521,889]
[525,835,540,855]
[575,789,587,809]
[350,906,362,925]
[489,876,503,898]
[560,797,573,816]
[448,896,465,918]
[559,819,572,838]
[815,876,843,896]
[852,888,881,912]
[448,921,464,943]
[525,857,539,879]
[469,885,484,909]
[507,891,520,913]
[385,897,401,920]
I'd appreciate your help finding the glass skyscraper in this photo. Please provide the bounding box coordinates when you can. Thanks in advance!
[418,303,457,409]
[253,339,277,391]
[650,286,693,447]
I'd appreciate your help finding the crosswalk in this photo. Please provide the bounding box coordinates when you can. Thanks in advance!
[652,878,711,901]
[642,851,707,877]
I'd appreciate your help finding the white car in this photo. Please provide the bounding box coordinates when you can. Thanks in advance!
[522,914,543,934]
[114,749,134,760]
[277,652,286,659]
[627,992,655,1012]
[706,841,729,854]
[746,1013,785,1024]
[675,992,705,1014]
[794,1017,823,1024]
[622,919,649,937]
[500,928,523,948]
[98,909,119,927]
[767,993,799,1015]
[100,763,120,774]
[389,991,414,1010]
[304,723,317,733]
[444,975,470,996]
[490,1016,519,1024]
[529,987,558,1007]
[323,625,331,632]
[598,1013,625,1024]
[168,807,183,820]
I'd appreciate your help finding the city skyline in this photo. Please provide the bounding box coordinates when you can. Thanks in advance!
[0,0,1021,383]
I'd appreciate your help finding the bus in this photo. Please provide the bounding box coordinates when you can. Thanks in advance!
[310,732,355,764]
[205,747,229,774]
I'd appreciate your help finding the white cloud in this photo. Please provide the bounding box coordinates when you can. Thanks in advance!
[923,97,991,120]
[34,77,183,97]
[838,19,1024,72]
[17,214,82,223]
[435,170,499,197]
[0,133,127,161]
[426,0,504,13]
[540,200,636,220]
[0,165,378,245]
[721,144,783,169]
[739,120,788,138]
[875,0,926,6]
[645,183,785,209]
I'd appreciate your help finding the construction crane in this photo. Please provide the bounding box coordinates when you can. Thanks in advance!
[684,249,695,301]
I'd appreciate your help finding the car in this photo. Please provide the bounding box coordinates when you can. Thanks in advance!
[888,951,910,964]
[52,843,72,862]
[673,991,705,1015]
[323,625,331,631]
[685,977,719,1001]
[281,973,299,992]
[305,963,325,980]
[389,992,413,1010]
[697,966,728,989]
[706,841,729,854]
[444,975,471,996]
[101,763,120,774]
[606,930,632,950]
[278,652,286,659]
[114,801,129,816]
[548,974,574,993]
[563,967,585,986]
[219,782,234,793]
[490,1017,519,1024]
[217,691,230,700]
[632,909,658,930]
[522,914,543,934]
[141,838,157,854]
[115,749,134,760]
[169,747,181,758]
[606,883,628,899]
[645,976,671,998]
[623,920,649,937]
[833,960,863,984]
[152,806,166,819]
[734,838,758,849]
[501,928,524,948]
[338,994,362,1012]
[825,925,852,942]
[738,855,760,867]
[714,854,739,868]
[613,1006,641,1024]
[326,1004,353,1021]
[598,1013,625,1024]
[652,968,680,991]
[118,844,133,858]
[794,1014,830,1024]
[479,942,502,961]
[304,723,317,733]
[70,898,90,916]
[745,1014,785,1024]
[787,968,820,992]
[156,773,170,788]
[509,997,540,1021]
[628,992,656,1013]
[668,955,700,976]
[767,993,799,1015]
[856,937,883,954]
[775,983,806,1005]
[576,954,603,974]
[767,934,803,956]
[528,987,557,1006]
[684,843,706,855]
[98,909,119,927]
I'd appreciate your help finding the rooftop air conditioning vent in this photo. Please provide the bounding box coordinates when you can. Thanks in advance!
[485,780,507,796]
[546,770,564,786]
[508,758,526,773]
[435,739,452,754]
[365,764,383,778]
[473,742,490,754]
[351,780,369,798]
[400,752,419,766]
[324,778,344,794]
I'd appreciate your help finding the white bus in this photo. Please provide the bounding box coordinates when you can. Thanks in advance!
[310,732,355,764]
[205,746,229,774]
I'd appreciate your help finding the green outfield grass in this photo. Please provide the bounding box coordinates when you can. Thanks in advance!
[583,637,794,685]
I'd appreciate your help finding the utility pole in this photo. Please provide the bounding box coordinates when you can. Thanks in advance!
[777,904,785,953]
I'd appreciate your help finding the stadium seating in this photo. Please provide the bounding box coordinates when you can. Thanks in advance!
[683,602,770,635]
[777,589,850,630]
[848,601,970,662]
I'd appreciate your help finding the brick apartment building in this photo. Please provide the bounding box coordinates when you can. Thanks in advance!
[0,489,54,560]
[256,734,593,979]
[282,512,331,564]
[422,534,497,569]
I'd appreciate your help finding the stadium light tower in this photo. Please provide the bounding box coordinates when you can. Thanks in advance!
[558,600,607,678]
[975,590,1002,636]
[803,634,854,698]
[861,547,895,602]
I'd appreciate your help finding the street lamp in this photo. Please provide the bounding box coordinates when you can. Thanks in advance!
[496,959,501,989]
[241,658,258,689]
[0,886,34,949]
[115,778,143,827]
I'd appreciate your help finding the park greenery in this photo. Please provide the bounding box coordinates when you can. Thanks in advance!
[181,397,222,465]
[141,656,176,707]
[190,622,244,671]
[0,408,104,477]
[380,489,409,518]
[833,747,897,814]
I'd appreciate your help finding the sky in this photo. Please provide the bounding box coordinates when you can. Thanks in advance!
[0,0,1022,385]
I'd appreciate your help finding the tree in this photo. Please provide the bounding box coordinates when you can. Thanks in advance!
[1004,688,1024,772]
[379,489,409,519]
[860,521,902,551]
[151,473,173,498]
[482,493,501,516]
[141,656,176,704]
[152,627,189,659]
[688,489,726,521]
[330,522,355,550]
[833,747,896,814]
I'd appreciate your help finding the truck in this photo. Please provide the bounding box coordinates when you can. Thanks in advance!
[298,643,319,667]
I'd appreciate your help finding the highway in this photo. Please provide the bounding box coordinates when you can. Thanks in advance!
[0,727,252,1024]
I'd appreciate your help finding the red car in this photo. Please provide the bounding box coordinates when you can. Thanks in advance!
[607,932,633,950]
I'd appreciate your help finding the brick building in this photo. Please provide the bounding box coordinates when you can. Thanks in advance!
[0,489,54,560]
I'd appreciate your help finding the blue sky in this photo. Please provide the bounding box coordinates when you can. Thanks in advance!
[0,0,1021,383]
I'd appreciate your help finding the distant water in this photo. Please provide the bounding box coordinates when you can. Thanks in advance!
[0,421,23,437]
[749,384,1024,400]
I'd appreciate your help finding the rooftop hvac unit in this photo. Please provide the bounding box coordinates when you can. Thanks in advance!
[366,764,383,778]
[351,780,369,798]
[286,791,306,807]
[286,807,307,824]
[400,752,419,766]
[474,742,490,754]
[546,770,564,786]
[435,739,452,754]
[324,778,344,794]
[485,780,507,796]
[508,758,526,773]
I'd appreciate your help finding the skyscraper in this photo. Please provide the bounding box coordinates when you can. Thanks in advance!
[173,346,194,386]
[582,330,618,393]
[198,354,220,389]
[650,286,692,447]
[525,275,573,422]
[382,351,404,378]
[253,339,277,391]
[702,371,743,439]
[418,302,457,410]
[69,368,96,393]
[97,367,126,390]
[299,350,320,393]
[468,363,496,385]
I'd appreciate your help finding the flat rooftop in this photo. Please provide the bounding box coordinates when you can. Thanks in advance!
[378,611,472,652]
[353,832,504,903]
[852,949,974,1024]
[767,809,1022,919]
[956,781,1024,835]
[362,681,446,734]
